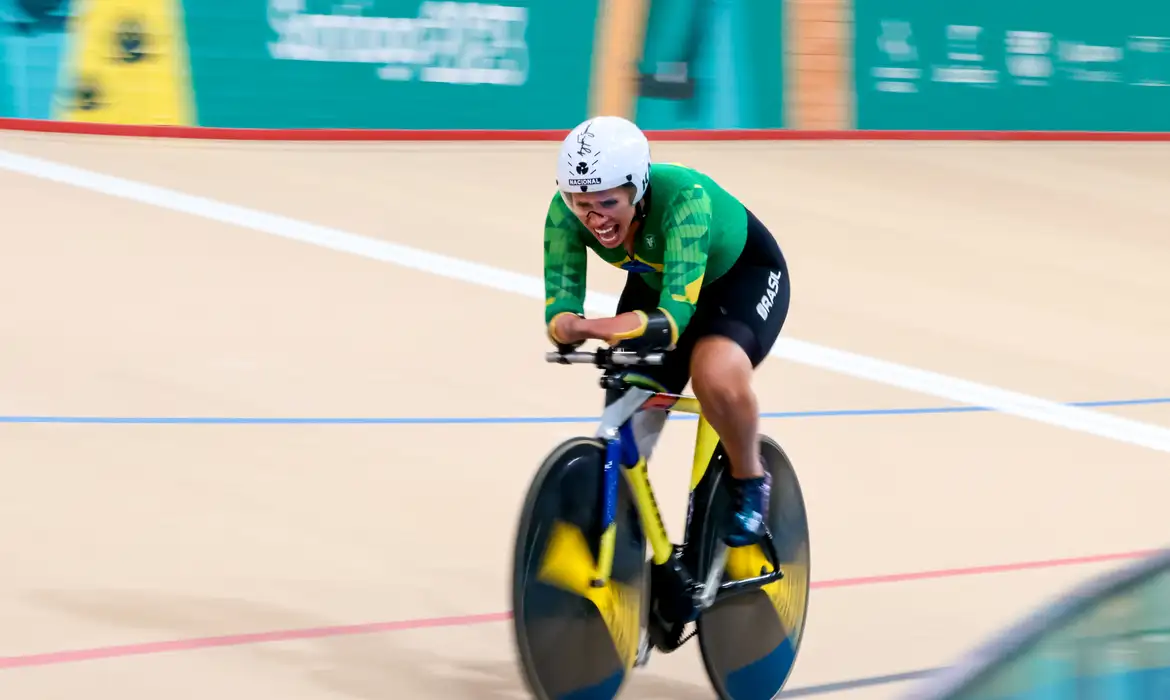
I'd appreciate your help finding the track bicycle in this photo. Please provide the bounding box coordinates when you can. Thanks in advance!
[510,345,811,700]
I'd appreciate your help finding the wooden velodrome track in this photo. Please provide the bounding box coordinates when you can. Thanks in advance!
[1,128,1169,699]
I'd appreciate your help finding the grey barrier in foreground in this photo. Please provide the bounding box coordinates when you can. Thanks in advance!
[901,546,1170,699]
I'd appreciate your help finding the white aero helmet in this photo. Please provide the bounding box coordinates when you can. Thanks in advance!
[556,116,651,206]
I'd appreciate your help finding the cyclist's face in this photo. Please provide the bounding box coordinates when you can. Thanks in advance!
[569,187,636,249]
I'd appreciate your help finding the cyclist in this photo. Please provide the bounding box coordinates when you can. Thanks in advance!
[543,115,791,549]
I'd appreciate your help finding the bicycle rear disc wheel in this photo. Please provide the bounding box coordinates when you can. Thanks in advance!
[511,437,649,700]
[694,436,811,700]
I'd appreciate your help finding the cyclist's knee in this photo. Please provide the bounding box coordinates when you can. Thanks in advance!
[691,337,753,400]
[693,372,754,418]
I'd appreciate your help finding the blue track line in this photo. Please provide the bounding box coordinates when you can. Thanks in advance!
[780,668,937,696]
[0,397,1166,426]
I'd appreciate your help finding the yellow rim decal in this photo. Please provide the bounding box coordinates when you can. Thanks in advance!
[725,542,809,636]
[536,520,643,668]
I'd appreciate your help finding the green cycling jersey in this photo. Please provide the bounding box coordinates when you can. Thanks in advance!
[544,162,749,344]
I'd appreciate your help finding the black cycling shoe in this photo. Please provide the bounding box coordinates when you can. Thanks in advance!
[725,468,771,547]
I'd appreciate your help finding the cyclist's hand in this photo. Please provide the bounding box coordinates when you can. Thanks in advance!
[548,312,587,352]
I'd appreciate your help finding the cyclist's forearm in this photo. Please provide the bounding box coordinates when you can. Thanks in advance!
[553,312,646,344]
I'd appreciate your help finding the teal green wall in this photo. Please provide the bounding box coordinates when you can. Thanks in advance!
[5,0,1170,131]
[854,0,1170,131]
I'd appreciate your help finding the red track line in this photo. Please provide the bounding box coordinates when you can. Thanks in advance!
[2,118,1170,142]
[808,549,1161,589]
[0,548,1158,671]
[0,611,512,670]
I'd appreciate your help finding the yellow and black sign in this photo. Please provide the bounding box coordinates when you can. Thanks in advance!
[53,0,195,125]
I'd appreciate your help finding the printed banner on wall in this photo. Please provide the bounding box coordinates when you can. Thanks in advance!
[54,0,196,125]
[183,0,600,130]
[854,0,1170,131]
[2,0,782,131]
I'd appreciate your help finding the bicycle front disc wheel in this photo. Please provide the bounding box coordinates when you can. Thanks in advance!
[511,437,649,700]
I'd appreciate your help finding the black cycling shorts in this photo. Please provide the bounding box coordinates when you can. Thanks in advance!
[616,207,791,394]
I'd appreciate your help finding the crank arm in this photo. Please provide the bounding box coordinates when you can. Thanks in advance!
[717,567,784,598]
[706,528,787,604]
[696,542,729,610]
[759,527,784,571]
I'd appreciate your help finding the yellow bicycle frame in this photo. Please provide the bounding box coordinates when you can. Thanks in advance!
[617,396,719,570]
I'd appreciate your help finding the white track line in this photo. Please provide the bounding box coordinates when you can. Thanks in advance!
[4,148,1170,455]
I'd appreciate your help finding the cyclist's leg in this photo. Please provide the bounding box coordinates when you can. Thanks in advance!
[687,208,790,545]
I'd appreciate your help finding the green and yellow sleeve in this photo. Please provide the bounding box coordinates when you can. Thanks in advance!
[657,185,714,342]
[543,198,588,343]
